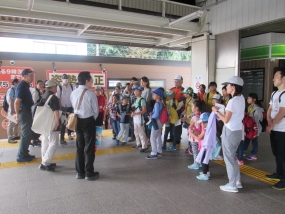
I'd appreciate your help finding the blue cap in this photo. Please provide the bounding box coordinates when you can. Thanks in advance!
[21,69,34,77]
[197,112,210,123]
[133,86,144,91]
[153,88,164,98]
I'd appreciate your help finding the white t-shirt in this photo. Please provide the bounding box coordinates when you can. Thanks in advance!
[225,95,245,131]
[269,90,285,132]
[133,97,146,124]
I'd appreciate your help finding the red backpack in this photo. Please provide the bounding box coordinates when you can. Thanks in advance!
[242,113,258,140]
[159,102,169,124]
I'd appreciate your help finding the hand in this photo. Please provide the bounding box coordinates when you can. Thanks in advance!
[131,112,135,117]
[54,122,59,131]
[267,118,273,127]
[118,115,122,119]
[266,125,273,134]
[15,114,18,123]
[212,106,218,112]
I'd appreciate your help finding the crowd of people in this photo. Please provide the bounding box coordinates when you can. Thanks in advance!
[3,68,285,190]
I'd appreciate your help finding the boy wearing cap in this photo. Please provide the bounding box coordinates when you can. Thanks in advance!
[181,87,194,129]
[14,69,35,162]
[56,74,74,144]
[131,86,148,152]
[116,96,131,145]
[146,88,164,159]
[38,80,61,172]
[162,89,179,151]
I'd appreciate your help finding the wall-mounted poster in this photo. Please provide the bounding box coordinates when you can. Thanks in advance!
[46,70,107,89]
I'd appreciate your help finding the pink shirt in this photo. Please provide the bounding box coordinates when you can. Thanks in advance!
[188,114,202,142]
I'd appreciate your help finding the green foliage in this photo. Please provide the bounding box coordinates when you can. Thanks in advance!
[87,44,191,61]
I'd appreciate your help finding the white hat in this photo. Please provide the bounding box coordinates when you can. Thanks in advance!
[222,76,244,86]
[174,75,183,81]
[212,94,221,100]
[45,79,57,87]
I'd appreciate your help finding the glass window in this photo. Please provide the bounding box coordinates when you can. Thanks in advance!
[45,43,56,54]
[57,44,67,54]
[67,45,77,55]
[33,42,45,53]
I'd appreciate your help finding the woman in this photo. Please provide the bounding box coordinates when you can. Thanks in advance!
[106,94,120,139]
[94,86,106,127]
[212,76,245,193]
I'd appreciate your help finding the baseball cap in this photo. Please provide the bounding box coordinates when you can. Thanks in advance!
[116,82,122,87]
[222,76,244,86]
[153,88,164,98]
[122,95,129,99]
[95,86,102,90]
[61,74,68,79]
[133,85,144,91]
[165,89,174,97]
[212,94,221,100]
[21,69,34,77]
[132,81,140,87]
[174,75,183,81]
[45,79,57,88]
[197,112,210,123]
[181,87,194,95]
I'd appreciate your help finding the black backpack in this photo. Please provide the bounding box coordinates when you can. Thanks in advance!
[2,88,15,112]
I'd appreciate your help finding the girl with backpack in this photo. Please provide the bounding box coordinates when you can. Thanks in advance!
[145,89,164,160]
[243,93,264,160]
[212,76,245,193]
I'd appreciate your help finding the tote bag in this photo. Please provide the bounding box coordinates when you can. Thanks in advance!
[31,95,55,136]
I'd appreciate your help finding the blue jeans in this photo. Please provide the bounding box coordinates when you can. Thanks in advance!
[163,124,178,147]
[243,136,258,156]
[17,108,33,158]
[236,140,244,161]
[110,118,120,137]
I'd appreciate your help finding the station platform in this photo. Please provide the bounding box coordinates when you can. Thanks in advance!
[0,129,284,214]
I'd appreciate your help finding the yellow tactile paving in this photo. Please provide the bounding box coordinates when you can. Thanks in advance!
[212,160,278,185]
[0,146,133,170]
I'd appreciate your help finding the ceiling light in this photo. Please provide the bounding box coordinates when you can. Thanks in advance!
[168,10,204,27]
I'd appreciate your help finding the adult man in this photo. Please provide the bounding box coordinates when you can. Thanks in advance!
[14,69,35,162]
[266,68,285,190]
[204,82,221,111]
[31,80,43,146]
[56,74,74,145]
[70,71,99,180]
[6,78,20,143]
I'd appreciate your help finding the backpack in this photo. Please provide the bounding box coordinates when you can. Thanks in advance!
[242,113,258,140]
[2,88,15,112]
[32,88,42,103]
[58,84,73,98]
[159,102,169,124]
[253,109,268,132]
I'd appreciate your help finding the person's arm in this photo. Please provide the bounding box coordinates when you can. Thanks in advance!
[267,105,273,128]
[151,103,160,119]
[271,107,285,127]
[116,106,122,118]
[53,110,59,131]
[56,86,63,108]
[32,91,38,104]
[8,97,15,115]
[91,93,99,120]
[14,98,22,122]
[189,130,205,140]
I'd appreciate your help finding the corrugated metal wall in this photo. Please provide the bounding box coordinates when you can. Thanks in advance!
[208,0,285,35]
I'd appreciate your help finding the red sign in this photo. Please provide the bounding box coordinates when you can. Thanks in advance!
[2,118,9,130]
[46,70,107,89]
[0,93,5,107]
[0,66,35,92]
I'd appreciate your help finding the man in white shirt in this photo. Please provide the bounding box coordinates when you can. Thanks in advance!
[70,71,99,181]
[266,68,285,190]
[56,74,74,145]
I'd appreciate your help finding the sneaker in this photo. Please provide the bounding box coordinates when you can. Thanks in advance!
[50,163,57,168]
[68,135,74,140]
[85,172,99,181]
[272,180,285,190]
[60,140,67,145]
[121,142,127,146]
[8,139,17,144]
[243,151,246,157]
[112,137,116,140]
[166,139,173,142]
[145,155,158,160]
[188,164,199,170]
[220,183,238,193]
[12,136,21,140]
[16,156,33,163]
[246,155,257,160]
[199,172,211,177]
[25,154,35,159]
[198,163,202,168]
[132,145,141,149]
[157,152,162,157]
[76,173,85,179]
[140,148,148,153]
[236,181,243,189]
[33,140,41,147]
[237,159,244,165]
[162,145,166,150]
[115,139,120,146]
[196,174,209,181]
[212,155,223,160]
[128,138,135,142]
[167,145,176,151]
[265,173,281,181]
[38,164,55,172]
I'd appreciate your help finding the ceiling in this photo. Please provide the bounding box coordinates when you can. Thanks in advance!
[0,0,203,50]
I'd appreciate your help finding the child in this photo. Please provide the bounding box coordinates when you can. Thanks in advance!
[244,93,263,160]
[181,87,194,129]
[131,86,148,153]
[188,100,204,170]
[106,94,120,142]
[221,85,231,106]
[162,89,179,151]
[194,112,211,180]
[145,89,164,159]
[116,96,131,146]
[212,76,245,193]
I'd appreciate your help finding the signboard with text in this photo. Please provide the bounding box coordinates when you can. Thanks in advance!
[0,66,35,92]
[46,70,107,89]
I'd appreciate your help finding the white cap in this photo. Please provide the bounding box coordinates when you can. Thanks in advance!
[174,75,183,81]
[222,76,244,86]
[45,79,57,87]
[212,94,221,100]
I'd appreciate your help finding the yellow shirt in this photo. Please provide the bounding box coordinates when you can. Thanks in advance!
[166,99,179,124]
[185,97,193,124]
[204,92,220,110]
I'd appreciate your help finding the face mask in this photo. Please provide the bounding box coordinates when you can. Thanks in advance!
[62,79,68,84]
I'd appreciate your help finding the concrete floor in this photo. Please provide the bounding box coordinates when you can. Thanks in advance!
[0,130,284,214]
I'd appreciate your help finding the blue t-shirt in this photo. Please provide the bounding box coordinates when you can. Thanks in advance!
[16,80,34,110]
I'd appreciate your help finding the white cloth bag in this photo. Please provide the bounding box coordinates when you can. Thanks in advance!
[31,95,55,136]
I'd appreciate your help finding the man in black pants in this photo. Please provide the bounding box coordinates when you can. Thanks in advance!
[70,71,99,181]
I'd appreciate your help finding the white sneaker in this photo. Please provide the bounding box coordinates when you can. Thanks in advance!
[199,171,211,177]
[236,181,243,189]
[68,135,74,140]
[220,183,238,193]
[212,155,223,160]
